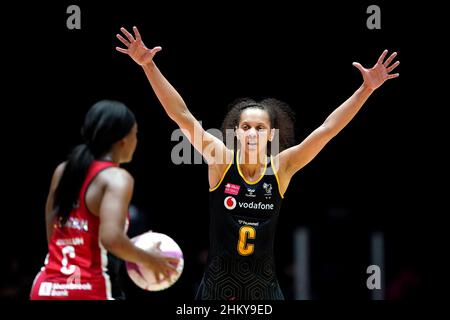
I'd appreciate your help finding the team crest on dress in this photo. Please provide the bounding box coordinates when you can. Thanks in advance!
[263,183,272,199]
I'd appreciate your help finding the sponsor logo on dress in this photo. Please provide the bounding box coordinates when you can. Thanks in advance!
[224,197,274,211]
[224,196,237,210]
[38,281,92,297]
[224,183,240,195]
[238,201,274,210]
[238,219,260,227]
[245,187,256,197]
[63,217,88,232]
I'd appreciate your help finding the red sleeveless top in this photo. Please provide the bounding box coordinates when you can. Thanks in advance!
[30,161,122,300]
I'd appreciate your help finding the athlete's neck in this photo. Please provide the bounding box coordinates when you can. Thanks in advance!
[98,152,119,163]
[238,149,267,180]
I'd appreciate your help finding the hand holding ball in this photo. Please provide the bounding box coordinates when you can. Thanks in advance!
[126,231,184,291]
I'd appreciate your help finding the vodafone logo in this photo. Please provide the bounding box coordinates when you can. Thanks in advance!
[224,196,274,211]
[224,196,237,210]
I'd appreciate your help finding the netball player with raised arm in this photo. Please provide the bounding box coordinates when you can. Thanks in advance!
[116,26,399,300]
[30,100,178,300]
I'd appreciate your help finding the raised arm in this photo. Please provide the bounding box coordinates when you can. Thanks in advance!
[278,50,400,187]
[116,27,230,167]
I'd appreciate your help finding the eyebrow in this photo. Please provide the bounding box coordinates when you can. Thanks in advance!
[240,121,268,126]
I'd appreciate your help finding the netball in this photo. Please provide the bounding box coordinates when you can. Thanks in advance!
[126,231,184,291]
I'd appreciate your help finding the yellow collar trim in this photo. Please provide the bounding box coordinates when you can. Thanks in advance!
[236,149,267,185]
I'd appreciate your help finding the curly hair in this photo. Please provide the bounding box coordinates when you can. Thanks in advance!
[221,97,296,153]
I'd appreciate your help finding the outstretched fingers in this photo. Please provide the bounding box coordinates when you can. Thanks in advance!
[384,51,400,79]
[387,60,400,73]
[384,52,397,67]
[377,50,400,80]
[115,47,128,54]
[352,62,365,73]
[120,27,135,43]
[388,73,400,79]
[150,46,162,55]
[115,28,134,54]
[133,26,141,41]
[377,49,388,65]
[116,34,130,47]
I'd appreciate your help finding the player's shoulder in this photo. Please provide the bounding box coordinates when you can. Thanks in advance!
[50,161,68,185]
[97,166,134,188]
[54,161,67,176]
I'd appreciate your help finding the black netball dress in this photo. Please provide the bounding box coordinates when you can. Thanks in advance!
[196,150,285,300]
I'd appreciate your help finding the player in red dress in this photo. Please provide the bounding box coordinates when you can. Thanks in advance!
[30,100,178,300]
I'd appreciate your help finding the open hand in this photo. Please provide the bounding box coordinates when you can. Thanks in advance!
[353,50,400,90]
[116,26,161,66]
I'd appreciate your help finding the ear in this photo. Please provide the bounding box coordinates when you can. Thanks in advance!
[268,128,275,142]
[117,136,128,147]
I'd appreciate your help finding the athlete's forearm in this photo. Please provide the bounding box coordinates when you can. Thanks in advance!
[322,83,374,137]
[142,61,193,125]
[101,231,153,265]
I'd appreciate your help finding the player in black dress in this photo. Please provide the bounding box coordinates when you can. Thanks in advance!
[115,26,400,299]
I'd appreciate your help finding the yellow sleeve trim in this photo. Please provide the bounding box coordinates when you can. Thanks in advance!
[271,155,285,199]
[209,151,234,192]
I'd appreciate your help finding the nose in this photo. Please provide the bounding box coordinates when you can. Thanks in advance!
[247,128,257,138]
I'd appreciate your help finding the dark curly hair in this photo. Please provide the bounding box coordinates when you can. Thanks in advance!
[221,98,296,154]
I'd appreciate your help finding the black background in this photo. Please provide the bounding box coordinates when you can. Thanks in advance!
[1,0,446,310]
